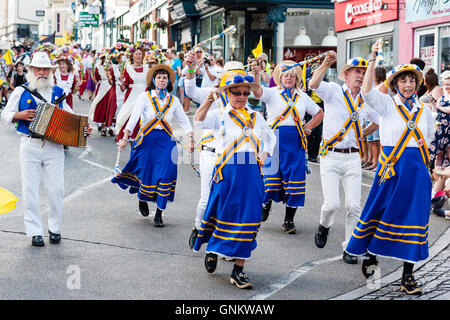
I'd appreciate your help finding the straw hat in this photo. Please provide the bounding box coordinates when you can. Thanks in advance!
[218,61,246,87]
[385,64,423,89]
[146,64,175,88]
[338,57,367,81]
[219,71,259,92]
[27,51,57,69]
[272,60,302,89]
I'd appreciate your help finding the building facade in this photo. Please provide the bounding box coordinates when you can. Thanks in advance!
[0,0,46,44]
[399,0,450,77]
[39,0,76,46]
[169,0,335,65]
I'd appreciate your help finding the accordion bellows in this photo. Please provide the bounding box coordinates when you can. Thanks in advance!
[29,103,88,147]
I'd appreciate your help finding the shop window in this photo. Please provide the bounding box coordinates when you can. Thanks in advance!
[440,26,450,74]
[199,17,211,45]
[349,35,394,71]
[211,13,224,58]
[225,10,245,62]
[284,9,335,47]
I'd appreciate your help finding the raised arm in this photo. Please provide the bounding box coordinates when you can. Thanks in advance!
[362,42,380,94]
[309,51,336,90]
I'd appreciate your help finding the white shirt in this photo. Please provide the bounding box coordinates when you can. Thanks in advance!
[362,89,435,148]
[125,90,193,134]
[2,86,72,125]
[199,104,277,156]
[185,77,229,149]
[201,65,221,88]
[260,87,321,127]
[311,81,380,149]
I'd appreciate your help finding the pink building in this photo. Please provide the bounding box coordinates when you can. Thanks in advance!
[399,0,450,77]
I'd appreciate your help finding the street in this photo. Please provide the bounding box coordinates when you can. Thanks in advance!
[0,96,449,302]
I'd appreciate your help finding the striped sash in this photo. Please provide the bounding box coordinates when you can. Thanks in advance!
[134,92,174,147]
[213,109,262,183]
[378,101,430,184]
[320,89,365,158]
[270,93,307,149]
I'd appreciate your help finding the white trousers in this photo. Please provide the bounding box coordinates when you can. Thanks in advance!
[194,150,216,229]
[19,137,65,237]
[319,151,362,250]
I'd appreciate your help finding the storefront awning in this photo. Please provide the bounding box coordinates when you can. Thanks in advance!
[206,0,333,9]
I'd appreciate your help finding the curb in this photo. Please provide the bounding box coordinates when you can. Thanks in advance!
[331,226,450,300]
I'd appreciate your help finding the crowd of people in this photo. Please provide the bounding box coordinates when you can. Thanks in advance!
[1,35,450,294]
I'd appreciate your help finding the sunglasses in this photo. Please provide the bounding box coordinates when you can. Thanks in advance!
[229,90,251,97]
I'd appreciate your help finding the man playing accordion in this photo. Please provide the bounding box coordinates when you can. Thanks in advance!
[1,52,92,247]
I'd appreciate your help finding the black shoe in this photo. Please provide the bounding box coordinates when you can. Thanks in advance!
[188,227,198,249]
[361,256,379,278]
[308,157,318,163]
[32,235,45,247]
[48,230,61,244]
[204,253,218,273]
[433,208,446,217]
[108,128,114,137]
[97,125,102,132]
[282,220,296,234]
[314,224,329,248]
[63,145,69,151]
[401,274,422,295]
[343,251,358,264]
[230,272,253,289]
[262,202,271,222]
[154,215,164,227]
[138,200,149,217]
[101,128,107,136]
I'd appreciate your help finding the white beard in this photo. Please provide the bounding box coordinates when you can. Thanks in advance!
[26,71,54,90]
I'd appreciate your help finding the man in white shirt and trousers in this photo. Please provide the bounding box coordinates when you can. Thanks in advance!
[309,52,380,264]
[1,52,92,247]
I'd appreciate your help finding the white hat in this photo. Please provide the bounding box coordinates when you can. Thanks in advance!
[27,51,57,69]
[223,61,245,73]
[440,70,450,81]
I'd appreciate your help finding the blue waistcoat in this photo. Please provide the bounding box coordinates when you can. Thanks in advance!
[17,84,65,136]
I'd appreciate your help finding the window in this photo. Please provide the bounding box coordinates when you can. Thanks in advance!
[225,11,245,62]
[439,25,450,73]
[349,35,394,71]
[57,13,60,33]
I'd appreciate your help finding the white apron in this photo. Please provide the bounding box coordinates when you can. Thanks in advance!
[115,64,148,133]
[88,65,112,121]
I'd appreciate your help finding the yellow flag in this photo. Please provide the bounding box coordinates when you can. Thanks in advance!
[252,36,263,59]
[302,64,307,87]
[2,49,13,65]
[0,187,18,214]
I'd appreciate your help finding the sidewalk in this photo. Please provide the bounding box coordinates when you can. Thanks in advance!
[332,223,450,300]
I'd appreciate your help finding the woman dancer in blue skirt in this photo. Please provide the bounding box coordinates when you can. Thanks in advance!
[112,64,194,227]
[345,42,434,295]
[252,61,323,234]
[193,71,276,289]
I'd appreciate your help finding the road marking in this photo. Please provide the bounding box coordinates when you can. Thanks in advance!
[248,255,341,300]
[81,159,115,173]
[78,145,92,159]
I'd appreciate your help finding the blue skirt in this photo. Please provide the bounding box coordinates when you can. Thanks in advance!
[193,152,263,259]
[345,147,431,263]
[262,126,306,207]
[111,129,177,210]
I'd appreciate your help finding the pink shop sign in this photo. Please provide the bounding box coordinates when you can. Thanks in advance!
[405,0,450,23]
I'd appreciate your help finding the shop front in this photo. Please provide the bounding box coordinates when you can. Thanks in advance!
[334,0,400,78]
[399,0,450,76]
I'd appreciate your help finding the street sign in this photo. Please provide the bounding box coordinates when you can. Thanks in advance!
[36,10,45,17]
[78,12,99,27]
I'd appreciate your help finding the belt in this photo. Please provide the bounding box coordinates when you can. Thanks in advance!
[201,145,216,153]
[331,147,359,154]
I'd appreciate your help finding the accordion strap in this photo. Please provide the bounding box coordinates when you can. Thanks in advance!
[20,85,67,106]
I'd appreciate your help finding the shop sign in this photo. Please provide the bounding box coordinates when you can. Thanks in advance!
[420,45,435,68]
[406,0,450,23]
[78,12,99,27]
[335,0,399,32]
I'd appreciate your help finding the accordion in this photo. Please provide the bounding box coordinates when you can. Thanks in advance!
[28,103,88,147]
